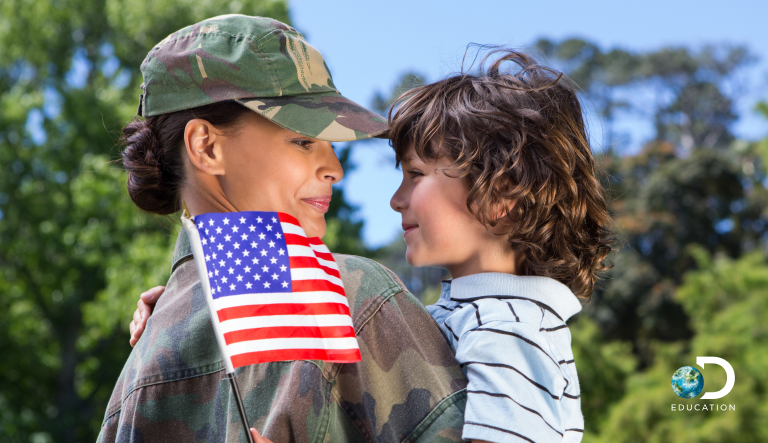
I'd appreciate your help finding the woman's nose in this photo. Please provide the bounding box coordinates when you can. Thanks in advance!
[318,142,344,184]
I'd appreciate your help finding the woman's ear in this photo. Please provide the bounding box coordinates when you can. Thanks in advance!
[184,119,226,176]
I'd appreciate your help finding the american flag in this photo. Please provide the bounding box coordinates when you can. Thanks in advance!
[181,211,361,370]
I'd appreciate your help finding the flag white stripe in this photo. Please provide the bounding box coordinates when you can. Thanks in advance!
[291,268,343,287]
[212,291,349,310]
[218,314,354,334]
[309,243,331,254]
[280,222,307,236]
[226,337,360,355]
[286,245,340,270]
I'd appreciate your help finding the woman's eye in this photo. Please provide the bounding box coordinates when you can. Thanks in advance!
[292,139,313,149]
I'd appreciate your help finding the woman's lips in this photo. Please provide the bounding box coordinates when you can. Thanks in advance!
[402,223,418,236]
[302,196,332,213]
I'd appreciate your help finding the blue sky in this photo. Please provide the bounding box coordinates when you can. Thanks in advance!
[290,0,768,247]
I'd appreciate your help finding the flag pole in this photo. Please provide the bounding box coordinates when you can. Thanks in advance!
[181,203,256,443]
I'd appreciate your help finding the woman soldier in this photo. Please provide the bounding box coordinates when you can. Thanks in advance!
[98,15,467,443]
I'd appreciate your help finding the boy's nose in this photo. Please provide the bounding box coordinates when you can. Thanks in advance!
[390,184,408,213]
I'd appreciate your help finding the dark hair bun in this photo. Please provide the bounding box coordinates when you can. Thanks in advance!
[121,117,182,215]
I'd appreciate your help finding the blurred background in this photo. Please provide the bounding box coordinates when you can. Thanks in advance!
[1,0,766,441]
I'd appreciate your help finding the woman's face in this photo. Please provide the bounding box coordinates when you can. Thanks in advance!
[211,112,343,239]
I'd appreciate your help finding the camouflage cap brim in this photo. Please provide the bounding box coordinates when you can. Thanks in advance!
[237,92,389,142]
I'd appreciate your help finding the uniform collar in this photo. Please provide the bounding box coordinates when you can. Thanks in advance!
[171,228,193,274]
[443,272,582,322]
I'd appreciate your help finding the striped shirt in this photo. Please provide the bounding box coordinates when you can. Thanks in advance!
[426,273,584,443]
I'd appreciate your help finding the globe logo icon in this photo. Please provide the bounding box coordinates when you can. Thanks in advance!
[671,366,704,398]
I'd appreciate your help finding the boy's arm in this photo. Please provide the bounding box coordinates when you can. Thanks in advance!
[129,286,164,346]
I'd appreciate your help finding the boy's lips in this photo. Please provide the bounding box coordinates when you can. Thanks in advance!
[301,196,332,213]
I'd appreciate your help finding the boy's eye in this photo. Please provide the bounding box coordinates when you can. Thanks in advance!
[406,169,424,178]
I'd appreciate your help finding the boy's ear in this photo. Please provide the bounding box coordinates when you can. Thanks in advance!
[184,119,226,176]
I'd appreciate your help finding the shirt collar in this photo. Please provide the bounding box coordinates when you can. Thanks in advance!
[171,228,193,274]
[444,272,582,321]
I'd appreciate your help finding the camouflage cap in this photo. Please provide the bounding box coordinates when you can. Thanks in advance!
[139,14,388,142]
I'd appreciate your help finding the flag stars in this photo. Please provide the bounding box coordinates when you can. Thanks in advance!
[249,225,256,232]
[209,219,215,226]
[216,227,222,234]
[208,271,213,278]
[262,265,269,272]
[222,276,228,283]
[210,236,216,243]
[253,274,261,281]
[211,287,216,294]
[239,217,246,224]
[263,282,271,288]
[225,234,231,242]
[250,241,258,248]
[259,233,266,240]
[269,240,275,248]
[223,218,230,225]
[226,251,233,258]
[233,242,240,249]
[245,282,252,289]
[252,258,259,264]
[280,265,287,272]
[278,249,285,256]
[241,234,248,240]
[243,250,250,257]
[270,257,278,264]
[260,249,268,256]
[205,229,210,235]
[217,244,224,251]
[202,238,208,245]
[236,275,243,282]
[232,226,239,233]
[244,266,251,273]
[235,259,241,266]
[256,217,263,223]
[271,273,279,280]
[198,221,204,229]
[271,217,277,223]
[212,253,217,260]
[281,281,289,288]
[266,225,273,231]
[275,233,282,239]
[230,284,235,291]
[205,254,210,262]
[214,269,219,276]
[219,260,225,267]
[228,267,234,274]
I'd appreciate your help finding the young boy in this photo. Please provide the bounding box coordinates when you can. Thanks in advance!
[388,49,613,442]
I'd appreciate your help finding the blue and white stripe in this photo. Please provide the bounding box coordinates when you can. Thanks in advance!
[427,273,584,443]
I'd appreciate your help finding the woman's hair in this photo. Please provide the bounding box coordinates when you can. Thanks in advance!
[121,101,250,215]
[388,48,614,299]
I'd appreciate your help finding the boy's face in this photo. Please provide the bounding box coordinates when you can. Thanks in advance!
[390,146,517,277]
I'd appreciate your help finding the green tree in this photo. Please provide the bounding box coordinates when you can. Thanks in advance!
[0,2,367,441]
[583,247,768,443]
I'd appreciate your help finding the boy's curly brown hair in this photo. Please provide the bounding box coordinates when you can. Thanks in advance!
[388,48,614,300]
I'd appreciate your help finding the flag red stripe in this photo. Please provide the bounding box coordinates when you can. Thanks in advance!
[217,302,351,322]
[284,233,310,247]
[224,325,355,344]
[231,348,362,367]
[278,212,301,225]
[291,279,345,295]
[313,250,334,262]
[288,256,341,279]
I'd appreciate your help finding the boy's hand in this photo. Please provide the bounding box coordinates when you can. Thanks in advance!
[250,428,273,443]
[129,286,165,347]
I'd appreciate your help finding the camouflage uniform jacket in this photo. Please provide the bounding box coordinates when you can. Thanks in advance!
[97,231,468,443]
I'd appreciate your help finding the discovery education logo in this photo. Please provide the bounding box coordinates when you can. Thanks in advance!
[670,357,736,412]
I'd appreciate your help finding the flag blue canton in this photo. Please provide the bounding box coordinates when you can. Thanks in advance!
[194,211,292,298]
